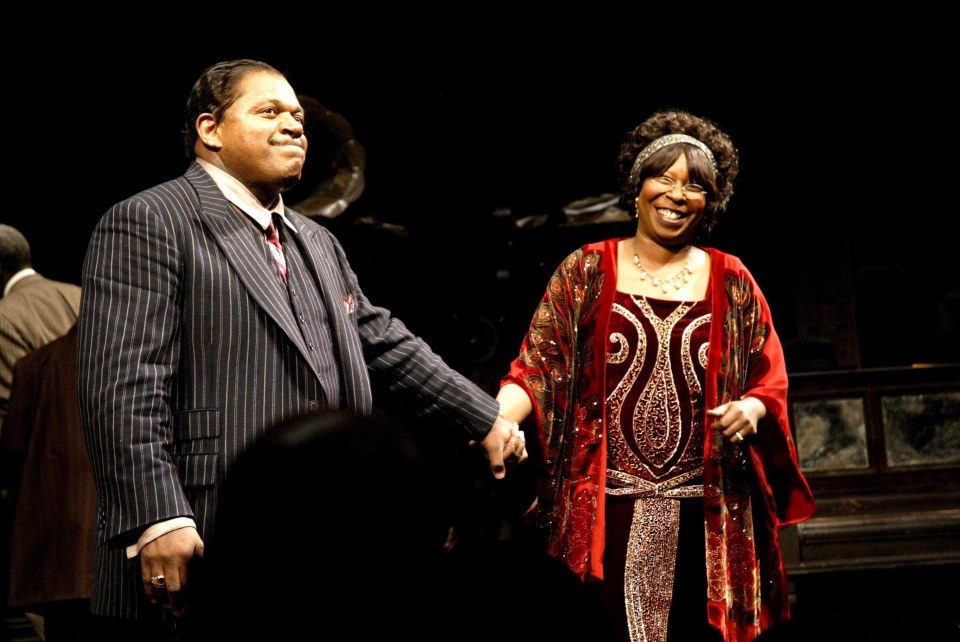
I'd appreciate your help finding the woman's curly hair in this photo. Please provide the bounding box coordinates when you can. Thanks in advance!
[616,110,739,237]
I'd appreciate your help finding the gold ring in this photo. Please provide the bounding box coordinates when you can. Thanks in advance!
[150,575,166,589]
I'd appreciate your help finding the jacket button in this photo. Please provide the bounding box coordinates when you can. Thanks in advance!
[308,400,320,411]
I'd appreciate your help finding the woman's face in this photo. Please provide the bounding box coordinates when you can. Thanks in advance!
[635,152,706,248]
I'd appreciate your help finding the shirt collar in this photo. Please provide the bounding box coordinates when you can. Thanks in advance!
[195,158,298,234]
[3,268,36,297]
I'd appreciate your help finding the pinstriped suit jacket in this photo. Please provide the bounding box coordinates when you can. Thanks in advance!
[77,162,499,620]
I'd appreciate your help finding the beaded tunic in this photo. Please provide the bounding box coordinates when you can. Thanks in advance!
[605,292,711,642]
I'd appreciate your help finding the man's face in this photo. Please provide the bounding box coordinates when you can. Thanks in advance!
[207,71,307,204]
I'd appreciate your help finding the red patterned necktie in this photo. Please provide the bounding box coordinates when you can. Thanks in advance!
[265,215,288,282]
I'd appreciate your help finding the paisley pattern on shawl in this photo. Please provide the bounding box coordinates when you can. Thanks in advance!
[514,248,606,573]
[704,273,771,642]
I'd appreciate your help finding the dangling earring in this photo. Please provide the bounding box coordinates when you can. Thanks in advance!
[634,196,642,218]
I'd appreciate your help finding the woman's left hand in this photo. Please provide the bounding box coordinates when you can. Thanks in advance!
[707,397,767,444]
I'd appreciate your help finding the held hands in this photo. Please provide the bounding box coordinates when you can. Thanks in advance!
[707,397,767,444]
[471,414,529,479]
[141,527,205,616]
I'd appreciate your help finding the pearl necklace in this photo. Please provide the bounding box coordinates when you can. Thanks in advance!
[632,246,696,294]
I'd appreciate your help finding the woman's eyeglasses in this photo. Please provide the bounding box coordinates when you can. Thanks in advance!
[650,175,706,199]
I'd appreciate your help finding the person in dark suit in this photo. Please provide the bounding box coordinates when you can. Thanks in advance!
[1,326,96,641]
[77,59,528,640]
[0,224,82,430]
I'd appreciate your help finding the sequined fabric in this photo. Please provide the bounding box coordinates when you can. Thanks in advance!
[704,274,769,639]
[514,248,607,574]
[624,497,679,642]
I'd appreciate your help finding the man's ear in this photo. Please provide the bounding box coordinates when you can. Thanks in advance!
[196,113,222,151]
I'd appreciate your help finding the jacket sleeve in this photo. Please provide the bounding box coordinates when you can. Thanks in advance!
[77,195,192,545]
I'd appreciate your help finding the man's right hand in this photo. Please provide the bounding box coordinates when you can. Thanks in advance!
[141,527,204,616]
[474,414,528,479]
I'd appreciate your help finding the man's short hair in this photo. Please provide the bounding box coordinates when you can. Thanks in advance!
[183,59,284,159]
[0,225,31,273]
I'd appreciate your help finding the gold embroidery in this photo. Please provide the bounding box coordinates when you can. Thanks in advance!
[606,297,709,479]
[624,497,681,642]
[606,467,704,498]
[632,296,692,469]
[681,314,710,398]
[607,332,629,365]
[606,304,646,406]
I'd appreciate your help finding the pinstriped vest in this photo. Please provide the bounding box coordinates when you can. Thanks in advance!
[272,219,342,408]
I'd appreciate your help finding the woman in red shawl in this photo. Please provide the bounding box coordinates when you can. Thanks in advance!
[497,111,814,642]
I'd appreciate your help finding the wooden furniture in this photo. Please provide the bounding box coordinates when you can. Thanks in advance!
[780,364,960,627]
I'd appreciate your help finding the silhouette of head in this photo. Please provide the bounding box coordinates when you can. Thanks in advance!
[204,409,461,638]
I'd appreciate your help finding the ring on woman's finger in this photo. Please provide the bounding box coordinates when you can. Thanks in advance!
[733,431,745,442]
[149,575,166,589]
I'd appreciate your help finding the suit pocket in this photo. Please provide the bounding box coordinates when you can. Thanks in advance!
[171,410,220,487]
[174,453,219,488]
[172,409,221,439]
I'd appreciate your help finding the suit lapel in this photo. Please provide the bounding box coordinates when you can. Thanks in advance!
[284,210,370,412]
[184,164,316,370]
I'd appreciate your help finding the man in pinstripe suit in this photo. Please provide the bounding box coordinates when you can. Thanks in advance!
[77,59,526,640]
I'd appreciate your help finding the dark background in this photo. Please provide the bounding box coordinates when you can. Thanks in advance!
[6,26,958,393]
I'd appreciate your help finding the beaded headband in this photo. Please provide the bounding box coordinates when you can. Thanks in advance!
[629,133,717,179]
